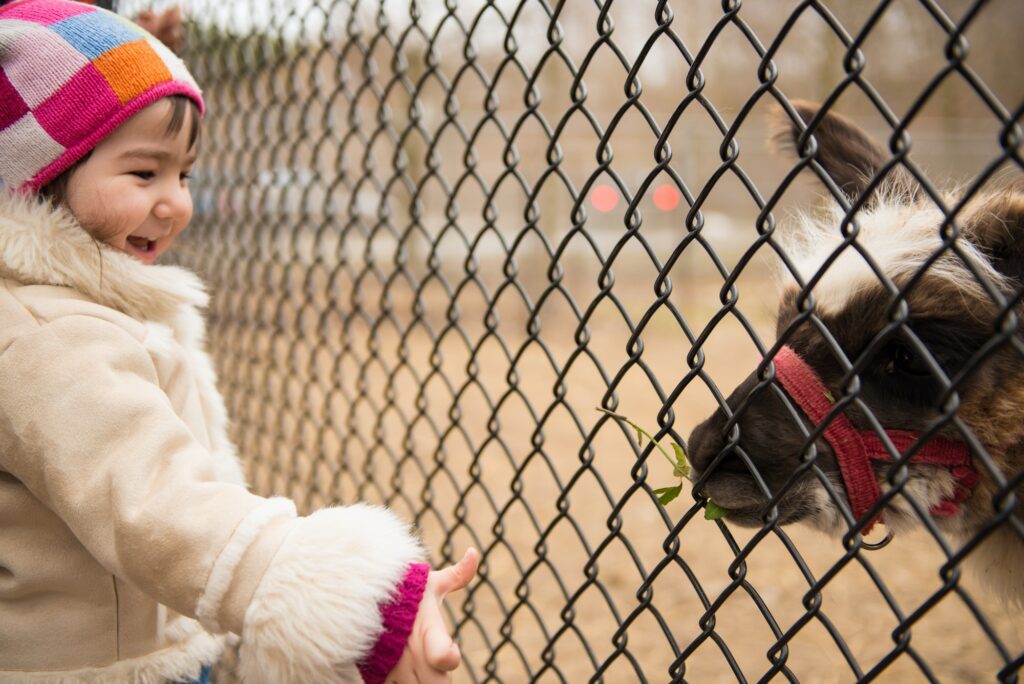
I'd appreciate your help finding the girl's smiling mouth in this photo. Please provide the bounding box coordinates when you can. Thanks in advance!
[125,235,158,262]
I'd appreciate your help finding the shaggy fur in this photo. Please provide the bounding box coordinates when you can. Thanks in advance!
[0,192,207,321]
[688,101,1024,603]
[781,201,1009,317]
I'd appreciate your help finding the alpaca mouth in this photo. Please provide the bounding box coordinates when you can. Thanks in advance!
[699,473,815,527]
[700,473,771,509]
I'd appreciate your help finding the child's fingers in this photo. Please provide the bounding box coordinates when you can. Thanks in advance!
[434,547,480,595]
[424,625,462,672]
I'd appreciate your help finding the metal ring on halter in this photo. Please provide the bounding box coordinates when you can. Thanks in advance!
[861,528,894,550]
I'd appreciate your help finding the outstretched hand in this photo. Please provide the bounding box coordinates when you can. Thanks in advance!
[386,548,480,683]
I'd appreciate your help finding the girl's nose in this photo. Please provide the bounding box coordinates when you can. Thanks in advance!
[154,182,192,223]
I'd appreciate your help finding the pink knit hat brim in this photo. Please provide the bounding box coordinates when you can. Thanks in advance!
[25,81,204,193]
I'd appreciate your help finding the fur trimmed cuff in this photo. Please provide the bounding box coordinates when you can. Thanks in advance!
[357,563,429,684]
[237,504,425,684]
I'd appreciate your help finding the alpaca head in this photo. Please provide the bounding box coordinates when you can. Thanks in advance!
[687,102,1024,548]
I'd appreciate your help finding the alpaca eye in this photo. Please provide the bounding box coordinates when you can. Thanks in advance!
[887,346,932,377]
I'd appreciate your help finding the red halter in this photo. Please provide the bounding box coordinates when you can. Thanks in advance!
[771,346,978,534]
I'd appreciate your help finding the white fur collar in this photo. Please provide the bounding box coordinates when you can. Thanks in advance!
[0,191,207,322]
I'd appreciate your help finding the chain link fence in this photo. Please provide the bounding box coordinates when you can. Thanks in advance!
[127,0,1023,680]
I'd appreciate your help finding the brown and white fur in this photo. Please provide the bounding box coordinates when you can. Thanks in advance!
[687,101,1024,602]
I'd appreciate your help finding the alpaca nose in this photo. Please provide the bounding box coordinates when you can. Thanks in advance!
[689,411,757,483]
[689,370,766,479]
[687,411,725,477]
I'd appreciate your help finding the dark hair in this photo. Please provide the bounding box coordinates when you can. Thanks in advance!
[165,94,203,150]
[39,95,202,207]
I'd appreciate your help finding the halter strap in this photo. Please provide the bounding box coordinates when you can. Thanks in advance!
[771,346,977,534]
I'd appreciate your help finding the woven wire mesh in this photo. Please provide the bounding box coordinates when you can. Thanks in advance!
[131,0,1024,680]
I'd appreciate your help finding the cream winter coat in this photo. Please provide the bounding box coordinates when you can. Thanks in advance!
[0,193,424,682]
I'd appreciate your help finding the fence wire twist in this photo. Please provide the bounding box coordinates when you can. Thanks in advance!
[139,0,1024,680]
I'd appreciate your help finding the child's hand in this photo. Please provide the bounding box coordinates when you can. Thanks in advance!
[385,547,480,683]
[134,6,184,54]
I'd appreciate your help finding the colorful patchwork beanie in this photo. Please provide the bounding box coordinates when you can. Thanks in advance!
[0,0,204,193]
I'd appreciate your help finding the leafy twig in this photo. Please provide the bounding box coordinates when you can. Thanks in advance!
[597,408,729,520]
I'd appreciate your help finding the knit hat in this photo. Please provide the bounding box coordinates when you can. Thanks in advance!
[0,0,204,193]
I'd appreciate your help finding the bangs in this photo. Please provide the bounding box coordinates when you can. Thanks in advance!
[164,95,202,151]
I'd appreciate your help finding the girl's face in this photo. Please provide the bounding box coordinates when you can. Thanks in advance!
[65,99,197,265]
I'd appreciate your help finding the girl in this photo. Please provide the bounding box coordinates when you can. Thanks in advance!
[0,1,477,682]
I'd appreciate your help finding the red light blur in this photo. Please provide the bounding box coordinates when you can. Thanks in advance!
[590,184,619,213]
[653,184,680,211]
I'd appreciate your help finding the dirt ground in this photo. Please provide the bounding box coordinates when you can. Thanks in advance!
[208,249,1021,683]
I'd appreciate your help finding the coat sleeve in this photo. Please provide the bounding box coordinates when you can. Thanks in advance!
[0,314,425,682]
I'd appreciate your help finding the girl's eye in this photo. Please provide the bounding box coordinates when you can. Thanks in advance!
[131,171,155,180]
[180,172,193,181]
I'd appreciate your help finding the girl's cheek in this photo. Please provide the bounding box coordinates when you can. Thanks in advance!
[78,214,118,244]
[76,208,133,248]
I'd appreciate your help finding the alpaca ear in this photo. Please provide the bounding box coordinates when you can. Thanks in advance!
[962,188,1024,284]
[772,101,915,205]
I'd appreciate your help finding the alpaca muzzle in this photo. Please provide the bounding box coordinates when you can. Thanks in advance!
[771,346,978,535]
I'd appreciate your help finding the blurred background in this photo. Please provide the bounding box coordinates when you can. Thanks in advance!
[118,0,1022,681]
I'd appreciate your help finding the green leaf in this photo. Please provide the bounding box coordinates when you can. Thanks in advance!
[654,484,683,505]
[635,426,644,446]
[824,390,836,404]
[671,442,690,479]
[704,500,730,520]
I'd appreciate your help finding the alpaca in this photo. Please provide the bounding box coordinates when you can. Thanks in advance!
[687,101,1023,602]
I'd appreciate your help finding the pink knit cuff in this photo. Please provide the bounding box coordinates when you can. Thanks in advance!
[357,562,430,684]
